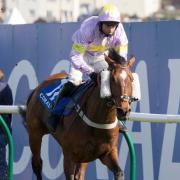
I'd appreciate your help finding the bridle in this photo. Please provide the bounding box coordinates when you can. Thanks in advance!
[106,95,133,108]
[105,65,134,109]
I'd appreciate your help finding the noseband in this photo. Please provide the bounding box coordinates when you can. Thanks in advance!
[105,95,133,108]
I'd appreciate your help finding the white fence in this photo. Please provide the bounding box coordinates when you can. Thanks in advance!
[0,105,180,123]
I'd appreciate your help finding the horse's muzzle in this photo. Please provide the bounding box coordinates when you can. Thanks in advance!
[116,107,131,121]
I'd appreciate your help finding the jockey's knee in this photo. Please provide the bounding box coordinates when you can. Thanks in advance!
[69,66,83,86]
[68,79,82,86]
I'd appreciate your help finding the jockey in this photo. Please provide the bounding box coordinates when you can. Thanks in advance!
[48,4,130,131]
[69,3,128,86]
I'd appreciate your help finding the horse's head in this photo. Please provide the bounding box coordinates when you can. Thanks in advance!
[104,49,135,120]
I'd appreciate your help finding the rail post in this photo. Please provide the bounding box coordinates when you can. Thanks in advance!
[119,120,136,180]
[0,115,14,180]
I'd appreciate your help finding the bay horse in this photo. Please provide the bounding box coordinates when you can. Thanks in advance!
[21,50,135,180]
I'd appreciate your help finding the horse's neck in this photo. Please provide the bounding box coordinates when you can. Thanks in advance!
[83,86,117,124]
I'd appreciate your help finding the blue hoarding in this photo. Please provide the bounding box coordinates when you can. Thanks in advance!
[0,21,180,180]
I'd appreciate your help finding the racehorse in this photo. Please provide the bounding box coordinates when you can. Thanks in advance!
[20,49,135,180]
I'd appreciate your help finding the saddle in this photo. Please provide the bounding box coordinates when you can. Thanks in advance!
[38,77,94,117]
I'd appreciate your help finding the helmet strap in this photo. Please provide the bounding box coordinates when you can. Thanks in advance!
[99,22,104,34]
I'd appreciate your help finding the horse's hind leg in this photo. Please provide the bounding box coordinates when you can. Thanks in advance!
[100,149,124,180]
[74,163,88,180]
[29,128,44,180]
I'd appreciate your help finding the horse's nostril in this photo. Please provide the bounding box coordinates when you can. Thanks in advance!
[117,108,126,119]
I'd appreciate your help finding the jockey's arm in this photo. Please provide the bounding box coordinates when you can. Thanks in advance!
[69,25,94,75]
[70,49,94,75]
[113,23,128,60]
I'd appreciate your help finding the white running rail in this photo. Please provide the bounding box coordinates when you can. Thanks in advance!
[129,112,180,123]
[0,105,180,123]
[0,105,26,114]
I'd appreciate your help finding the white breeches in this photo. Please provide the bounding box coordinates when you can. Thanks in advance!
[69,54,108,86]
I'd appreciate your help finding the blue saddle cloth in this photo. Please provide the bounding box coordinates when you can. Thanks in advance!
[38,79,94,117]
[38,78,68,110]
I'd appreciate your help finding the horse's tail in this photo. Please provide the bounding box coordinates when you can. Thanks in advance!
[19,89,35,129]
[18,106,27,128]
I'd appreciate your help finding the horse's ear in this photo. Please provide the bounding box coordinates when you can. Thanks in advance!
[128,56,135,68]
[104,54,114,65]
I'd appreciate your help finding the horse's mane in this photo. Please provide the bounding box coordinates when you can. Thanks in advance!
[108,48,127,65]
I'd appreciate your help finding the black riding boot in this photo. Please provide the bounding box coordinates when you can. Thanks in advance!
[47,81,76,132]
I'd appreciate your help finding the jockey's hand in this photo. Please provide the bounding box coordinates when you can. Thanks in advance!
[90,72,97,82]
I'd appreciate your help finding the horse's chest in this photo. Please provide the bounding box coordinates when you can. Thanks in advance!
[65,128,118,162]
[73,138,115,162]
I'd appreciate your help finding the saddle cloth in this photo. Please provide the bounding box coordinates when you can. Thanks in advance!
[38,78,94,117]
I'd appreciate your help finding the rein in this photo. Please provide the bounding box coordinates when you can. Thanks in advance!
[73,62,133,129]
[73,83,118,129]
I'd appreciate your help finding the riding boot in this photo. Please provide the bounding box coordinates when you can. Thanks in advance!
[47,81,76,132]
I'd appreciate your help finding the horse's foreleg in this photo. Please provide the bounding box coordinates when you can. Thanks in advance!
[74,163,88,180]
[32,156,42,180]
[100,149,124,180]
[63,155,76,180]
[29,129,43,180]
